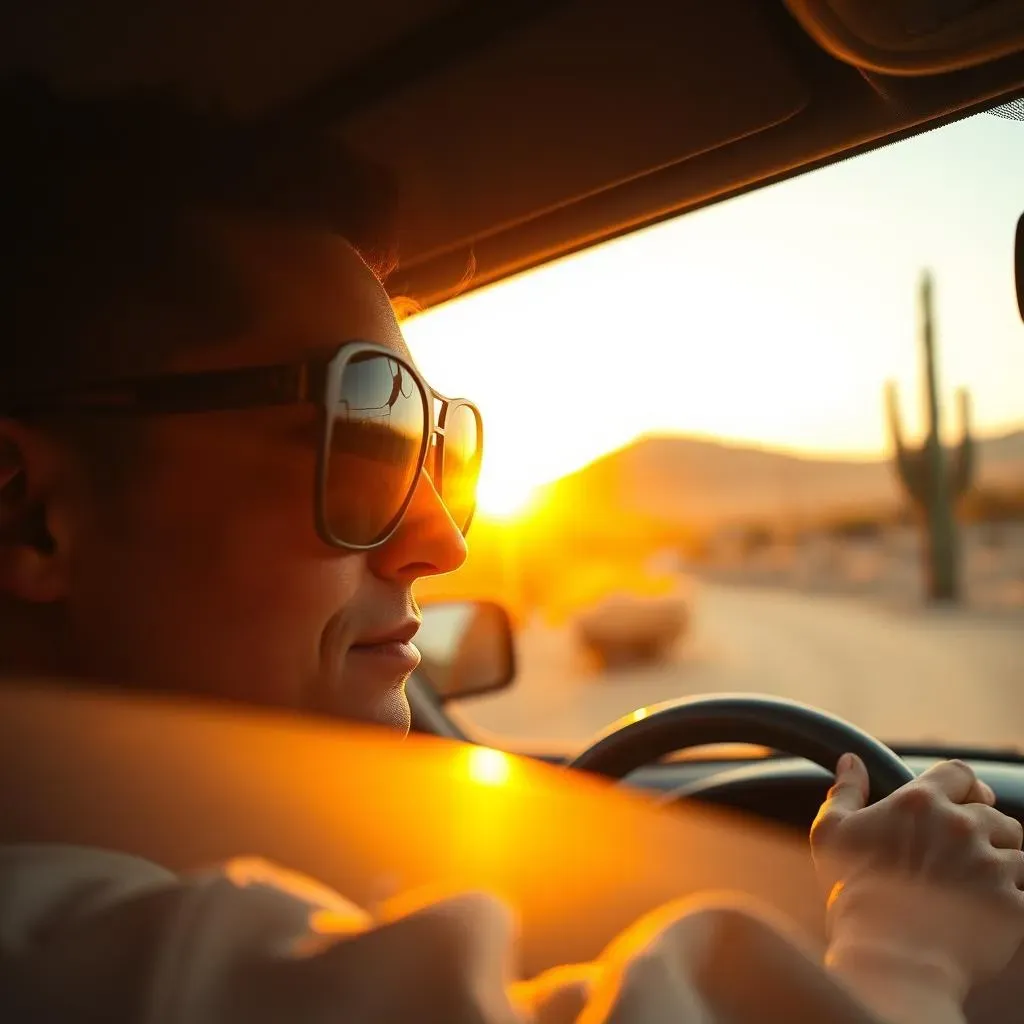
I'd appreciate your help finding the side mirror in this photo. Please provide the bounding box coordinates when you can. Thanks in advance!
[416,600,516,702]
[1015,212,1024,324]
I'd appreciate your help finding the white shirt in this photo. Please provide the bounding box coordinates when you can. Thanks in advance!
[0,843,889,1023]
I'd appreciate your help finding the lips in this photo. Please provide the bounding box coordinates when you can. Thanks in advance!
[311,612,419,732]
[345,618,422,677]
[350,618,421,649]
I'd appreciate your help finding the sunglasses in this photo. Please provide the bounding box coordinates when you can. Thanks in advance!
[6,341,483,550]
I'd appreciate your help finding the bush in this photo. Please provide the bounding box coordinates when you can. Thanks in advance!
[738,523,775,557]
[962,487,1024,525]
[825,516,886,541]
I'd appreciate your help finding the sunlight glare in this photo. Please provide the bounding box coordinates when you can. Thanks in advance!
[465,745,513,787]
[403,112,1024,499]
[475,464,539,520]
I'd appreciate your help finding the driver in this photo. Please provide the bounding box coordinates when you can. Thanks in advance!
[2,79,1022,1024]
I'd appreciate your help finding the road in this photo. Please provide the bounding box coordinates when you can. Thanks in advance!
[447,582,1024,755]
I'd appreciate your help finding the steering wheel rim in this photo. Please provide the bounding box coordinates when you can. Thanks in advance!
[566,693,914,801]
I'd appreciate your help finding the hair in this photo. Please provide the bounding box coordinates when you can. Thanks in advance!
[390,295,423,322]
[0,76,401,484]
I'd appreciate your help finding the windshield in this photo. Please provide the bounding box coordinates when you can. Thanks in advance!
[406,108,1024,758]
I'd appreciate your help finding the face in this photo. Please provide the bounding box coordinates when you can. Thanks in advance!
[0,215,468,733]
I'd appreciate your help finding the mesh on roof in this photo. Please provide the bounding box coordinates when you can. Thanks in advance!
[989,98,1024,121]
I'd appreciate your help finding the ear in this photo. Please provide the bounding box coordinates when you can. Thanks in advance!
[0,421,72,603]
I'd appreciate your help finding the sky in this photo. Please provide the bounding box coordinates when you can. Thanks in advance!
[403,110,1024,517]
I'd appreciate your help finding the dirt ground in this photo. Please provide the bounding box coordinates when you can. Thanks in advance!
[448,579,1024,757]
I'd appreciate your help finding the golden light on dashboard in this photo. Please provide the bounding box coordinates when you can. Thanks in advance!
[464,745,514,786]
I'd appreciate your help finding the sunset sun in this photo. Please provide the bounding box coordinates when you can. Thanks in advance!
[475,463,538,520]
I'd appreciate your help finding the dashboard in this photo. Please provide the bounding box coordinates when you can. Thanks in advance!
[410,670,1024,1023]
[409,673,1024,832]
[615,752,1024,1024]
[536,746,1024,1024]
[621,754,1024,831]
[4,675,1022,1024]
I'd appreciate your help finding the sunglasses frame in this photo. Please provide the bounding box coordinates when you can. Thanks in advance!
[3,340,483,551]
[314,342,483,550]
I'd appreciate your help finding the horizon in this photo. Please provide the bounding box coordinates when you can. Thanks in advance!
[494,419,1024,515]
[494,416,1024,512]
[404,110,1024,517]
[600,418,1024,464]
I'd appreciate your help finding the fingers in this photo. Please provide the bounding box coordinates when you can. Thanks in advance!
[967,803,1024,851]
[916,759,991,805]
[968,778,997,807]
[991,848,1024,903]
[811,754,869,847]
[826,753,869,815]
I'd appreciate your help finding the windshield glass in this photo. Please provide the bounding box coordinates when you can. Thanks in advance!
[406,108,1024,758]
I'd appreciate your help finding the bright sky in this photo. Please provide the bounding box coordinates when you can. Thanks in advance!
[404,111,1024,516]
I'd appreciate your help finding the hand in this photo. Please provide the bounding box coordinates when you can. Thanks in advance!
[811,754,1024,999]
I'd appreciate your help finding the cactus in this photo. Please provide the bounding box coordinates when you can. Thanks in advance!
[884,271,976,603]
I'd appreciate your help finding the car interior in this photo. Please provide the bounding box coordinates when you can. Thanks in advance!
[3,0,1024,1017]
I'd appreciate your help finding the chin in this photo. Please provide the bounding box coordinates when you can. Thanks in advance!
[372,685,411,736]
[310,653,413,735]
[323,681,411,736]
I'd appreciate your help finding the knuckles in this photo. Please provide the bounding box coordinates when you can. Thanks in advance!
[890,781,940,815]
[944,806,981,839]
[971,847,1009,887]
[1001,817,1024,850]
[813,765,1019,869]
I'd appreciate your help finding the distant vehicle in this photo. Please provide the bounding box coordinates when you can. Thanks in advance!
[574,587,690,669]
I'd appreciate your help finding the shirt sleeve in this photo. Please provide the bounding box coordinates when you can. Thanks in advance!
[0,845,891,1024]
[0,845,527,1024]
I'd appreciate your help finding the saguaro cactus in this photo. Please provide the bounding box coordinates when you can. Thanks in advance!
[885,271,976,603]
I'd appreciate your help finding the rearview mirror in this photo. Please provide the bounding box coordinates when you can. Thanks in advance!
[416,600,516,702]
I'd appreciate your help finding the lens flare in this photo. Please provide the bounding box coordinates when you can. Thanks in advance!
[465,745,514,786]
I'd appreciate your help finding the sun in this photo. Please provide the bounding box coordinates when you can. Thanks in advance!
[475,464,538,520]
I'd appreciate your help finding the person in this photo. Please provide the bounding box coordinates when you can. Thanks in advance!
[0,78,1022,1023]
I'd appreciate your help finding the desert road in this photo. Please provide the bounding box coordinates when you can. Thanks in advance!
[448,583,1024,756]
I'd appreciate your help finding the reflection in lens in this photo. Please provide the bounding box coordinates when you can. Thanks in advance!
[327,353,427,545]
[442,402,482,533]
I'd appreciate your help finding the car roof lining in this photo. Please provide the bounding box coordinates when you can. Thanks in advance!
[4,1,1024,309]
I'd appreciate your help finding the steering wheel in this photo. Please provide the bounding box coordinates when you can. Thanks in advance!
[566,693,915,801]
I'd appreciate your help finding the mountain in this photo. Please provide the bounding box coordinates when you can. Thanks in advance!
[977,429,1024,466]
[531,428,1024,532]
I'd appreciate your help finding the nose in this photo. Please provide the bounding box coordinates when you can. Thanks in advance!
[367,468,468,584]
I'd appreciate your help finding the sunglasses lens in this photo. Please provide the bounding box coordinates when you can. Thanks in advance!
[325,352,427,546]
[441,402,483,534]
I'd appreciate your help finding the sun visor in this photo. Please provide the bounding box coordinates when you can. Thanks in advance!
[341,0,806,280]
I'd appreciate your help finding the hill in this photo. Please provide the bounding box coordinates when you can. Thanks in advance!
[416,428,1024,617]
[531,428,1024,532]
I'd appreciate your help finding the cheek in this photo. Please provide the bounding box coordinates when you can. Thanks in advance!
[67,434,366,704]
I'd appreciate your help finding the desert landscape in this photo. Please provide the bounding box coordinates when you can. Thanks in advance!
[446,558,1024,756]
[416,272,1024,756]
[419,428,1024,756]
